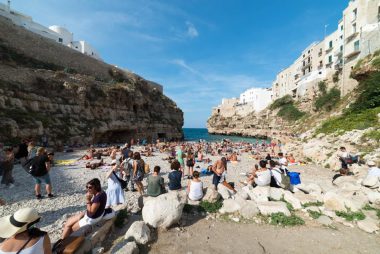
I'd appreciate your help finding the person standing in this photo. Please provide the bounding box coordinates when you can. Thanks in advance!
[176,145,185,174]
[1,147,15,189]
[15,139,29,164]
[211,157,227,190]
[32,147,54,199]
[185,150,195,179]
[132,152,145,195]
[121,151,135,191]
[105,160,125,208]
[27,140,38,159]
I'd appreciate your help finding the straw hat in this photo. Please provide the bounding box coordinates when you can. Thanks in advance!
[0,208,41,238]
[367,161,376,167]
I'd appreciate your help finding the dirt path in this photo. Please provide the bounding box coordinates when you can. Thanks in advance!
[148,217,380,254]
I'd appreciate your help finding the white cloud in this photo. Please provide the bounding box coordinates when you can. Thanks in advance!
[186,21,199,38]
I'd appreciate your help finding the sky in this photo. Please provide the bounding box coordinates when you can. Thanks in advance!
[9,0,348,128]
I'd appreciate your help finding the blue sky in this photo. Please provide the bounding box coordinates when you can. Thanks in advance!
[10,0,348,128]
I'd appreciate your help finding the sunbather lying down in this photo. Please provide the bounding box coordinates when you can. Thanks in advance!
[85,159,104,170]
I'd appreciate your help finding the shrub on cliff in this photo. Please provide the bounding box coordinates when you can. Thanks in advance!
[314,87,341,111]
[270,95,293,110]
[348,72,380,113]
[269,95,305,121]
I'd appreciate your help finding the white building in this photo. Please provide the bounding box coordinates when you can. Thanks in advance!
[239,88,273,112]
[0,1,102,60]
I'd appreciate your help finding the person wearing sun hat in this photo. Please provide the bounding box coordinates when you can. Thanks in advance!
[0,207,51,253]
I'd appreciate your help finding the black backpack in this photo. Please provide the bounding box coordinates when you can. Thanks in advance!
[22,157,38,176]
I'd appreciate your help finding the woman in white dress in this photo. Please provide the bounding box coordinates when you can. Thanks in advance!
[105,160,125,208]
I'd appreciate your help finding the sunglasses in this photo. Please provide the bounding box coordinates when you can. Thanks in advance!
[86,186,93,190]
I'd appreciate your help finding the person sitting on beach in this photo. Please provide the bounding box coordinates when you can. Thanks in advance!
[79,149,94,160]
[105,160,125,208]
[168,160,182,191]
[337,147,350,174]
[211,157,227,190]
[247,160,271,187]
[217,171,236,199]
[265,153,272,162]
[287,153,296,164]
[60,178,107,240]
[0,208,52,254]
[147,166,166,197]
[187,171,204,201]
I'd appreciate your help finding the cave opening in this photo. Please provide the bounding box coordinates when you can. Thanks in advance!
[94,129,137,143]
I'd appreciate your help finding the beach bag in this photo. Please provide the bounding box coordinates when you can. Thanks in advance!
[271,168,291,190]
[112,171,127,189]
[22,157,39,176]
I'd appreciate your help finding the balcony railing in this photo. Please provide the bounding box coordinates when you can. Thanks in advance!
[334,50,343,57]
[346,32,358,43]
[345,50,360,59]
[325,47,333,53]
[301,62,312,70]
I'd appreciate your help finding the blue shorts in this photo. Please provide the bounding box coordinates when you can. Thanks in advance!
[33,173,51,185]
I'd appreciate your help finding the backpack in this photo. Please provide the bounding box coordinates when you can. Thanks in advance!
[137,159,145,177]
[271,168,291,190]
[22,157,38,176]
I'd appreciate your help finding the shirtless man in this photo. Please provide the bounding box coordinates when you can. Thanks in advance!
[211,157,227,190]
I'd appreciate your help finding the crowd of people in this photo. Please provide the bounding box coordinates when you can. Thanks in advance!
[0,137,379,253]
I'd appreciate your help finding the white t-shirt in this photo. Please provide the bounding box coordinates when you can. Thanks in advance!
[270,167,282,186]
[279,157,288,166]
[368,166,380,177]
[189,181,203,201]
[254,170,271,186]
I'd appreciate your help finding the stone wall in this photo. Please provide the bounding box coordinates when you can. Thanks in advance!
[0,18,183,145]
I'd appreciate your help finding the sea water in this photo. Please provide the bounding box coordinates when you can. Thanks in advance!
[183,128,268,143]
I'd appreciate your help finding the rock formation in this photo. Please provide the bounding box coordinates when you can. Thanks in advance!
[0,17,183,145]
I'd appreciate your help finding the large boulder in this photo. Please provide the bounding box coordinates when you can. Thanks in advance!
[203,188,221,203]
[367,191,380,205]
[219,199,241,214]
[242,186,269,202]
[269,188,285,201]
[142,192,186,229]
[283,191,302,210]
[323,192,346,211]
[240,200,259,219]
[111,240,139,254]
[217,184,235,200]
[362,175,380,189]
[357,217,380,234]
[257,201,291,216]
[124,221,151,245]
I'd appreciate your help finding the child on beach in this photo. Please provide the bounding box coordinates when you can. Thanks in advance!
[168,160,182,191]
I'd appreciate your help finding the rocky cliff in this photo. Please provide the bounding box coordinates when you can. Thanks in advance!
[0,17,183,145]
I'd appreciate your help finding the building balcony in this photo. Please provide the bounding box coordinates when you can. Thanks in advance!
[345,50,361,59]
[301,62,312,70]
[326,62,333,68]
[346,32,358,43]
[334,50,343,57]
[318,64,323,70]
[325,47,333,53]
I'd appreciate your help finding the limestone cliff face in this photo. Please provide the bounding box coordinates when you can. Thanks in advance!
[0,17,183,145]
[207,109,292,138]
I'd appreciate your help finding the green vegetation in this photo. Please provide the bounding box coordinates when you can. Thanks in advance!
[335,209,365,221]
[349,72,380,112]
[317,106,380,135]
[63,67,77,74]
[114,209,128,228]
[307,210,322,219]
[363,204,380,219]
[302,201,324,208]
[280,198,294,212]
[269,95,305,121]
[314,81,341,111]
[270,212,305,226]
[332,71,340,83]
[362,129,380,141]
[199,200,223,213]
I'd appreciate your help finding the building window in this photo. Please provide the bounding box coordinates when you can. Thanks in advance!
[353,8,357,21]
[340,25,344,31]
[329,41,333,48]
[340,45,343,52]
[353,23,357,33]
[329,55,332,63]
[58,38,63,43]
[354,40,360,51]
